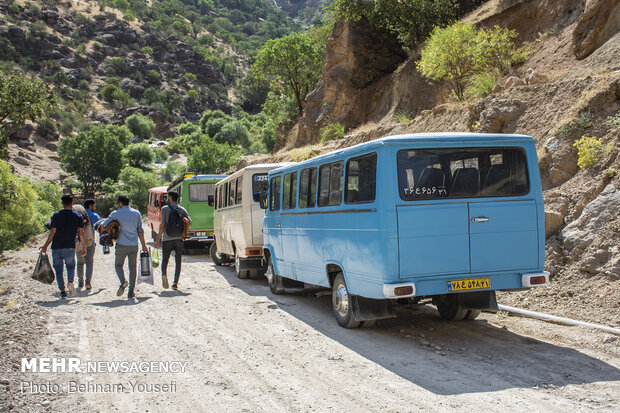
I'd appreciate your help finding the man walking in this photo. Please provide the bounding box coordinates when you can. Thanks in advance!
[41,195,86,299]
[77,199,100,290]
[102,195,148,299]
[154,190,191,290]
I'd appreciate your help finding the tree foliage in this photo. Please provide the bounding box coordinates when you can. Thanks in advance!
[58,125,131,196]
[213,121,251,147]
[123,143,154,169]
[417,22,520,100]
[328,0,457,46]
[253,30,324,113]
[0,71,57,159]
[187,136,241,174]
[125,113,155,140]
[117,167,161,213]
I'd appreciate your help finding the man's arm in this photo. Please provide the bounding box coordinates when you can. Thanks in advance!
[40,228,57,253]
[102,210,116,228]
[137,212,147,252]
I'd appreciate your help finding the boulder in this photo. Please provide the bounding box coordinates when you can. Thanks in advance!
[525,68,548,85]
[42,10,60,25]
[45,142,58,151]
[560,184,620,251]
[504,76,525,88]
[97,34,117,46]
[13,156,29,166]
[545,210,564,239]
[10,124,34,141]
[478,99,525,133]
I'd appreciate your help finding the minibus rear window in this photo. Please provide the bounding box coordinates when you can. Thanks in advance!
[252,174,268,202]
[397,148,529,200]
[189,183,215,202]
[282,172,298,210]
[270,176,281,211]
[318,161,343,207]
[299,167,317,208]
[346,153,377,204]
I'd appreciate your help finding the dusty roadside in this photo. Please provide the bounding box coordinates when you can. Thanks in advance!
[0,239,619,412]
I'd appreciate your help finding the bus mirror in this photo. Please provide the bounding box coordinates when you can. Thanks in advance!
[259,192,268,210]
[208,195,214,207]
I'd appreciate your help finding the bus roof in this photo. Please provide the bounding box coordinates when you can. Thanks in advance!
[270,133,535,174]
[148,186,168,194]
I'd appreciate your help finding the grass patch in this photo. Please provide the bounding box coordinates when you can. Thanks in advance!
[291,146,320,162]
[558,111,592,139]
[394,111,414,127]
[320,122,345,143]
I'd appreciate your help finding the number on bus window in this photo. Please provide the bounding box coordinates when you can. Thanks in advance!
[346,153,377,204]
[299,167,317,208]
[318,161,343,207]
[252,174,268,202]
[270,176,281,211]
[235,177,243,205]
[282,172,297,210]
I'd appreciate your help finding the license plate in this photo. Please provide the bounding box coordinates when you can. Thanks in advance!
[447,278,490,292]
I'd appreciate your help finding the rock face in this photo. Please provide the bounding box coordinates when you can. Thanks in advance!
[477,99,525,133]
[292,18,407,149]
[573,0,620,59]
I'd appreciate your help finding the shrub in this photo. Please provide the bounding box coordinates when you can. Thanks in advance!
[178,122,200,136]
[140,46,153,56]
[606,110,620,132]
[394,112,413,127]
[36,117,57,136]
[29,21,48,38]
[187,136,241,174]
[52,71,69,86]
[162,161,187,182]
[79,79,90,91]
[258,122,277,153]
[188,89,199,99]
[125,114,155,140]
[107,57,128,75]
[558,111,592,139]
[123,143,154,169]
[7,3,20,14]
[213,121,251,148]
[204,117,228,138]
[185,72,198,82]
[146,69,161,82]
[0,38,16,60]
[320,122,345,143]
[466,72,498,98]
[573,136,613,170]
[123,12,135,22]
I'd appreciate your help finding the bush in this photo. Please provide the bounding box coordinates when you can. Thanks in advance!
[162,161,187,182]
[178,122,200,136]
[185,72,198,82]
[214,121,251,148]
[187,136,241,174]
[558,111,592,139]
[320,122,345,143]
[107,57,128,75]
[573,136,612,170]
[146,69,161,82]
[188,89,199,99]
[140,46,153,56]
[204,117,228,138]
[466,72,498,98]
[29,21,48,38]
[606,110,620,132]
[258,122,277,153]
[123,143,154,169]
[7,3,20,14]
[36,117,57,136]
[52,71,69,86]
[125,114,155,140]
[394,112,413,127]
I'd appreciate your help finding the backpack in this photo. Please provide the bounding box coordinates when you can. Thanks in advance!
[165,205,184,237]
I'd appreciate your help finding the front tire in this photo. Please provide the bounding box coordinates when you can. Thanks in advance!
[266,257,284,294]
[464,309,481,320]
[433,294,468,321]
[210,241,223,266]
[332,273,361,329]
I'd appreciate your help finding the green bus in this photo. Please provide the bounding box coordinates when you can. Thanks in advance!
[167,173,227,246]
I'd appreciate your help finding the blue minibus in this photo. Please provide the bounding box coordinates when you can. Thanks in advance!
[262,133,549,328]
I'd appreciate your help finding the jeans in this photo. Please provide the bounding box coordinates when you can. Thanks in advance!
[52,248,75,292]
[115,244,138,291]
[77,244,96,284]
[161,239,184,283]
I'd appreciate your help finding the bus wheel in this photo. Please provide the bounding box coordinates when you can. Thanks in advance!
[433,295,468,321]
[267,258,284,294]
[235,251,248,279]
[464,309,481,320]
[332,273,361,329]
[210,242,223,266]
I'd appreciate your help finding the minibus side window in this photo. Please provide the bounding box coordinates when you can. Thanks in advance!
[346,153,377,204]
[236,177,243,205]
[319,161,343,207]
[223,183,228,208]
[299,167,317,208]
[228,180,236,206]
[282,172,297,210]
[269,176,281,211]
[214,187,218,210]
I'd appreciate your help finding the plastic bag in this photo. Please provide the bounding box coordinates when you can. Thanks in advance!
[32,252,55,284]
[138,250,154,285]
[152,249,160,268]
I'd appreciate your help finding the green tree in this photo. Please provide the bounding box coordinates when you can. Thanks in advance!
[213,121,251,148]
[58,125,129,196]
[253,31,324,113]
[123,143,154,169]
[0,71,56,159]
[178,122,200,135]
[125,114,155,140]
[116,167,160,213]
[187,136,241,174]
[162,161,187,182]
[328,0,456,46]
[204,117,229,138]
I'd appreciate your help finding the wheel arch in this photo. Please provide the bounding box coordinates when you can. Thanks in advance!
[325,261,347,288]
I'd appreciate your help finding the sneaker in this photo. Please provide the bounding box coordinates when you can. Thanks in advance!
[78,280,84,288]
[67,283,76,297]
[85,283,92,290]
[60,291,67,299]
[117,281,128,297]
[162,275,169,289]
[128,289,135,299]
[171,283,178,290]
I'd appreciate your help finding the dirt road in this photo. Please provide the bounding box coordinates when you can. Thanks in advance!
[2,243,619,412]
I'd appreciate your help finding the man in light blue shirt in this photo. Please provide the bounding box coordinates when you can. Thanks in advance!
[103,195,148,299]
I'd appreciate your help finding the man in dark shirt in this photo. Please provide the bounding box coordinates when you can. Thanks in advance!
[41,195,86,299]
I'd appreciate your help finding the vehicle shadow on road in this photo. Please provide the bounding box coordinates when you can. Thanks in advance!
[91,296,153,307]
[155,290,191,298]
[36,298,80,308]
[213,265,620,396]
